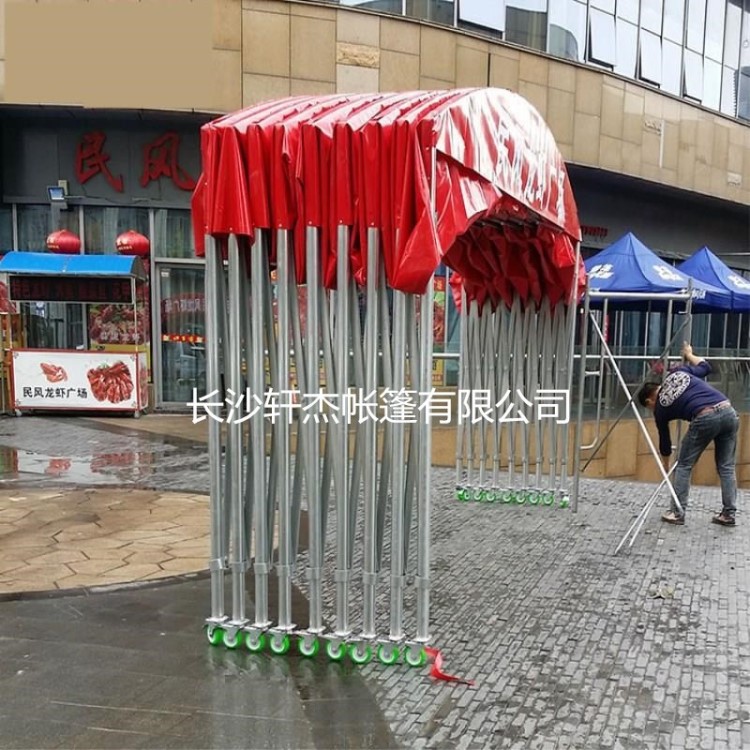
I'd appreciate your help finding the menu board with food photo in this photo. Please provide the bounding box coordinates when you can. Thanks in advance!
[12,350,147,411]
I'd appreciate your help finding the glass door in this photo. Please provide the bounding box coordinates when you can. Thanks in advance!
[156,264,206,406]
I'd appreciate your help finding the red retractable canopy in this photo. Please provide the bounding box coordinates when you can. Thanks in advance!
[192,88,583,305]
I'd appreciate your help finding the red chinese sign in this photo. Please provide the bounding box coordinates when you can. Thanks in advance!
[74,130,195,193]
[141,132,196,191]
[75,131,124,193]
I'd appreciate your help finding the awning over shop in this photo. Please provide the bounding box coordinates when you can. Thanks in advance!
[0,252,146,278]
[584,232,730,309]
[191,88,584,306]
[676,246,750,312]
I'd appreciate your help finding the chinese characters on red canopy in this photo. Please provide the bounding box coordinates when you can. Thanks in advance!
[73,130,195,193]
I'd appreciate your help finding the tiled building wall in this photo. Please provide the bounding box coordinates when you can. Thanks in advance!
[0,0,748,207]
[243,1,750,207]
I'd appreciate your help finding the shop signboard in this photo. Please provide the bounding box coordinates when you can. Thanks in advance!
[12,350,148,411]
[9,276,133,304]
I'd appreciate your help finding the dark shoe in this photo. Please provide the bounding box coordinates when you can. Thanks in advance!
[661,511,685,525]
[711,512,736,527]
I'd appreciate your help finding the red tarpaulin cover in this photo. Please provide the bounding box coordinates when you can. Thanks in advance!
[191,88,584,306]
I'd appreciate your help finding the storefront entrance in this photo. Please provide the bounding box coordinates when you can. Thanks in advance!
[155,263,205,407]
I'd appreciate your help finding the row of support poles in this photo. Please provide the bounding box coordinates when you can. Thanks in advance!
[204,227,433,666]
[454,294,577,509]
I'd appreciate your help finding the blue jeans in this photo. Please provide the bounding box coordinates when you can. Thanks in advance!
[672,407,739,517]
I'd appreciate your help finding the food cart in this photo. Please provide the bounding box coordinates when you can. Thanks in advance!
[0,251,149,416]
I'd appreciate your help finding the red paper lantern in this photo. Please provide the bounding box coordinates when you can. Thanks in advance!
[116,230,150,257]
[46,229,81,254]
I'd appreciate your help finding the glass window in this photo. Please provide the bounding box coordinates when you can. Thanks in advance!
[704,0,725,61]
[341,0,404,13]
[617,0,639,23]
[159,266,206,404]
[641,0,664,33]
[153,209,195,259]
[548,0,586,61]
[662,40,683,94]
[703,57,722,108]
[505,0,548,51]
[591,0,614,11]
[740,2,750,69]
[84,207,149,255]
[16,204,81,253]
[589,8,616,66]
[686,0,706,52]
[721,64,738,116]
[405,0,454,24]
[615,19,639,77]
[639,30,663,84]
[17,206,51,252]
[724,1,742,67]
[736,68,750,120]
[0,206,13,251]
[459,0,505,30]
[662,0,685,42]
[683,49,704,98]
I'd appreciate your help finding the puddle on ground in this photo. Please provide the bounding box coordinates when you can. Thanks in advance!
[0,445,157,485]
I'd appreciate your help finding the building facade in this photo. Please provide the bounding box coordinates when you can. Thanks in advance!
[0,0,748,415]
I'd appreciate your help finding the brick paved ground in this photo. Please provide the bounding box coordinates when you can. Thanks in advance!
[1,415,748,749]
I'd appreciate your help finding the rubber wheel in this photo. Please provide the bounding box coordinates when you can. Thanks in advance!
[206,626,224,646]
[223,630,244,649]
[245,633,266,653]
[377,644,399,665]
[349,643,372,664]
[528,492,540,505]
[326,640,346,661]
[298,637,319,658]
[502,492,513,504]
[515,492,526,505]
[559,495,570,509]
[270,634,291,655]
[543,492,555,506]
[405,647,427,668]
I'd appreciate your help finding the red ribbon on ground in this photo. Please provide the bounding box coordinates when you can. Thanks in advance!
[425,647,475,686]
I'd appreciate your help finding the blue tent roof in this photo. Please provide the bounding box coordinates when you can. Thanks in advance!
[0,252,145,278]
[676,247,750,312]
[584,232,731,309]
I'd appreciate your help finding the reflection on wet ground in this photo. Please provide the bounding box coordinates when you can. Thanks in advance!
[0,578,397,750]
[0,417,210,493]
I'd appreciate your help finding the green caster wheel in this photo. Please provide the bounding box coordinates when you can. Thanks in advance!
[298,637,319,658]
[559,495,570,509]
[502,491,513,503]
[326,640,346,661]
[270,634,291,655]
[245,632,266,653]
[206,625,224,646]
[349,642,372,664]
[223,630,244,649]
[377,644,400,665]
[543,492,555,506]
[405,647,427,668]
[528,491,540,505]
[478,490,488,503]
[515,492,527,505]
[456,488,468,501]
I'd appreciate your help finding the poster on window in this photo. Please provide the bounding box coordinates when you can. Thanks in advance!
[12,350,148,411]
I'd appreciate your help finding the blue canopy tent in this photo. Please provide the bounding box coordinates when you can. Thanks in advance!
[583,232,731,309]
[676,246,750,312]
[676,246,750,355]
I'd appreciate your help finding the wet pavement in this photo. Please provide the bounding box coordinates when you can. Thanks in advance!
[0,577,395,749]
[1,414,749,749]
